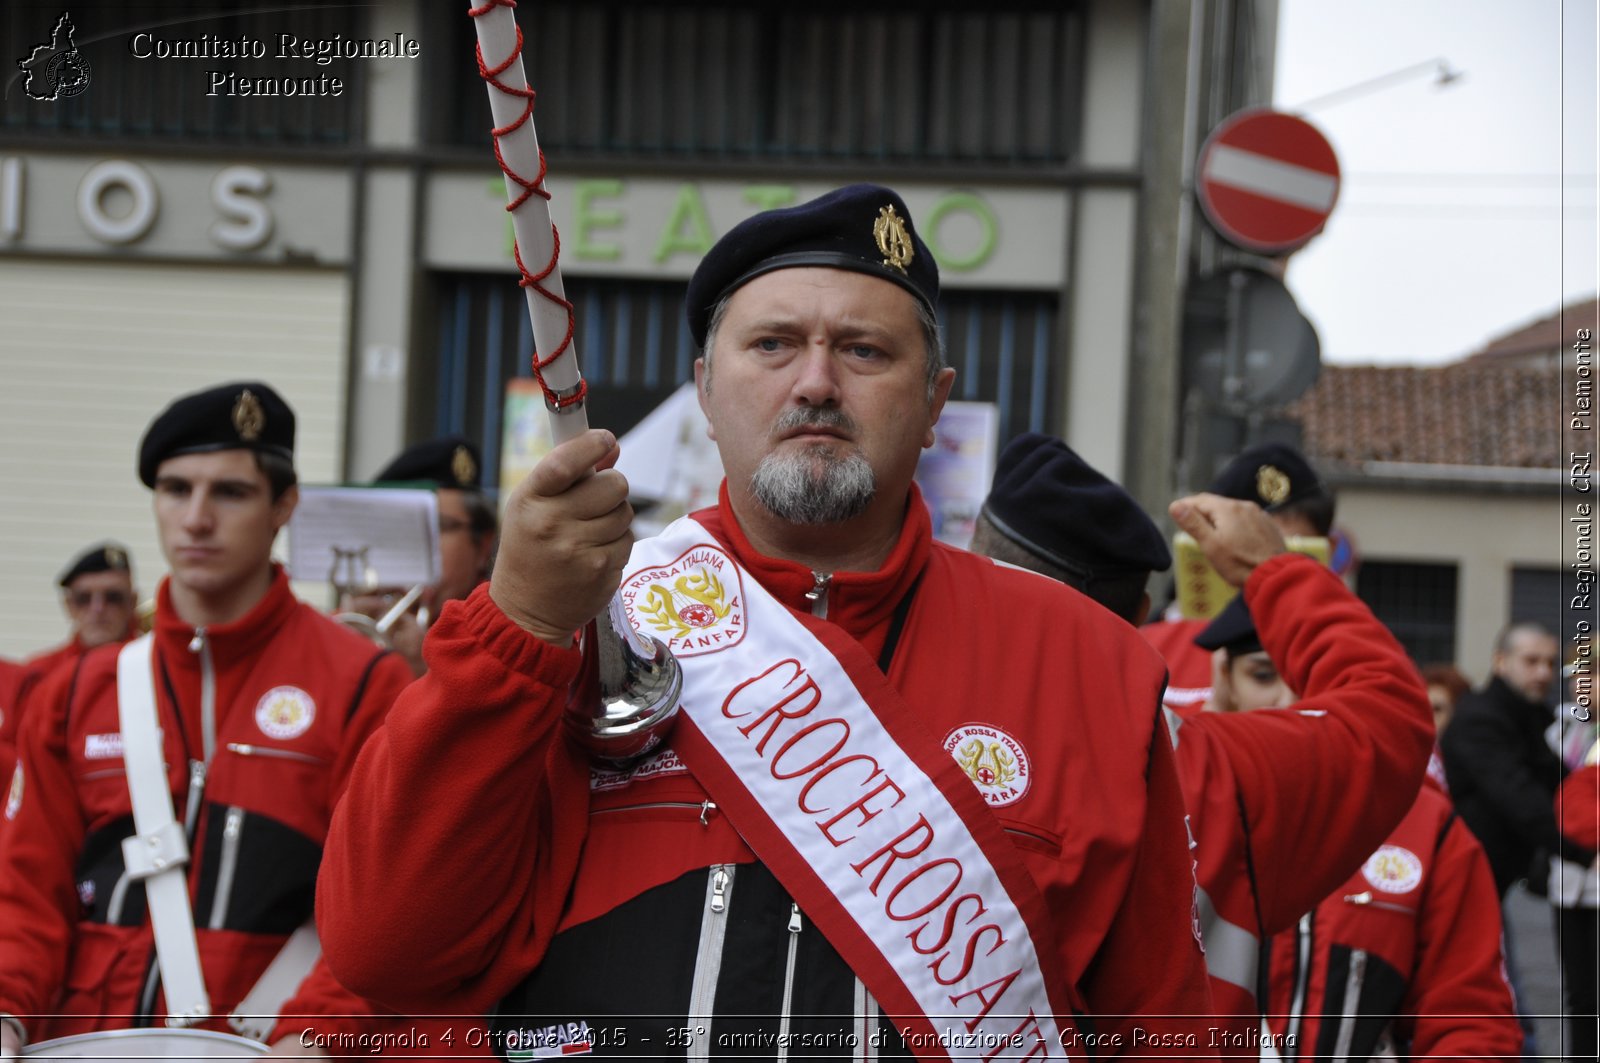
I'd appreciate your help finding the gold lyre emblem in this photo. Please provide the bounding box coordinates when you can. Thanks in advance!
[104,546,126,570]
[873,204,915,275]
[1256,464,1291,506]
[451,444,477,487]
[232,389,266,442]
[637,567,733,638]
[956,738,1018,790]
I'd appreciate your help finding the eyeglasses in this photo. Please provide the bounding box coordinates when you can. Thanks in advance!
[67,589,131,609]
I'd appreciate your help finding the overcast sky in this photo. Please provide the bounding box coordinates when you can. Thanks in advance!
[1271,0,1598,365]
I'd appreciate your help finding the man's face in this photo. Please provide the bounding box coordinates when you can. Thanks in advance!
[153,450,295,600]
[1494,630,1559,703]
[695,268,954,526]
[63,569,135,648]
[429,488,494,612]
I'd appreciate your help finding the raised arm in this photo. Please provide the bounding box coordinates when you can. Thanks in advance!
[316,430,633,1013]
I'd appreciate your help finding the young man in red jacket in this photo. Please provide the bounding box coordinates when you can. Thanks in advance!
[969,435,1435,1052]
[0,382,414,1057]
[319,185,1216,1059]
[1198,597,1520,1060]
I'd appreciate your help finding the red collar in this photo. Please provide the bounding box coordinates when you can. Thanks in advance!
[152,565,298,670]
[690,482,931,658]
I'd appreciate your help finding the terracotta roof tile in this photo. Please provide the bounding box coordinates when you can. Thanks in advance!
[1286,361,1570,470]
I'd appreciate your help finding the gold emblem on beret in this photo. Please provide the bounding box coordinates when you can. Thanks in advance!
[104,546,126,570]
[451,444,477,487]
[1256,464,1292,506]
[873,204,915,275]
[233,389,266,442]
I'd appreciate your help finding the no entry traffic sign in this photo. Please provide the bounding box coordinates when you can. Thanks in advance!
[1196,108,1341,255]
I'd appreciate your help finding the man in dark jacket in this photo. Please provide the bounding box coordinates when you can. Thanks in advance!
[1441,622,1564,897]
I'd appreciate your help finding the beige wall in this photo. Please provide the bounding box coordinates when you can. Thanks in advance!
[1337,485,1561,682]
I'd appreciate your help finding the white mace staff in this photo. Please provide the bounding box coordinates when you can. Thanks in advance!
[467,0,681,763]
[467,0,587,444]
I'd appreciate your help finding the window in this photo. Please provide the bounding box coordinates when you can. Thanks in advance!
[429,1,1085,165]
[1356,560,1459,666]
[4,1,361,144]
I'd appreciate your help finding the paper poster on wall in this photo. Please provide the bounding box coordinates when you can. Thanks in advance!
[916,401,999,549]
[500,378,557,498]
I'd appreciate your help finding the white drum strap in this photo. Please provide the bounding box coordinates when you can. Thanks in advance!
[227,922,321,1041]
[116,636,212,1027]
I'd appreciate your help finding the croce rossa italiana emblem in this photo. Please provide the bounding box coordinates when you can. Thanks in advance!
[620,545,746,657]
[943,723,1032,807]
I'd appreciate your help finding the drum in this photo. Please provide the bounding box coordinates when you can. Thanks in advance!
[23,1028,267,1060]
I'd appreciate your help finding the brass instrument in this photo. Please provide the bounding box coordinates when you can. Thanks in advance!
[327,546,429,648]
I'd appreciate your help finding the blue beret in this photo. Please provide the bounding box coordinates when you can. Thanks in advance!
[58,542,133,587]
[686,183,940,347]
[1195,594,1262,657]
[138,382,294,488]
[375,435,482,489]
[981,433,1172,578]
[1207,442,1324,510]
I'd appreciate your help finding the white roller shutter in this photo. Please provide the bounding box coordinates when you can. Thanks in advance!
[0,258,349,659]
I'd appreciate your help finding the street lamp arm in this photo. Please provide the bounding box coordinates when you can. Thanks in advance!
[1286,58,1464,114]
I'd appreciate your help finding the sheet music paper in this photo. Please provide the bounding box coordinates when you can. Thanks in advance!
[288,486,441,588]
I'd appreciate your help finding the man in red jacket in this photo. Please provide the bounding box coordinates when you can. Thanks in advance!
[23,543,140,684]
[0,382,414,1057]
[1196,597,1520,1059]
[319,184,1215,1059]
[969,435,1434,1052]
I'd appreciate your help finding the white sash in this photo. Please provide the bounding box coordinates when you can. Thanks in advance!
[620,517,1076,1060]
[116,636,212,1027]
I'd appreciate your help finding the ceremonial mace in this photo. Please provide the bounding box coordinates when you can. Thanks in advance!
[468,0,681,763]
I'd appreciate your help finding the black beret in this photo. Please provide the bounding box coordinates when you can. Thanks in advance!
[138,382,294,488]
[686,183,940,347]
[1194,594,1262,657]
[1207,442,1324,510]
[58,542,133,587]
[374,435,482,490]
[981,433,1172,578]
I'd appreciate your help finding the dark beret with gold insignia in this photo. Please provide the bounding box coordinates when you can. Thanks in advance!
[374,435,482,490]
[686,183,940,347]
[982,433,1172,578]
[1207,442,1324,511]
[58,541,133,587]
[137,382,295,488]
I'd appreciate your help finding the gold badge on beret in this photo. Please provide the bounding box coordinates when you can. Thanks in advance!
[1256,464,1291,507]
[451,444,477,487]
[104,546,126,570]
[874,204,914,275]
[233,389,266,442]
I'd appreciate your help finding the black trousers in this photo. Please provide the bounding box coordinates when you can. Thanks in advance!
[1555,904,1600,1062]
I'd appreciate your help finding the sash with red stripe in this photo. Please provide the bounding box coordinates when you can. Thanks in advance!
[620,517,1083,1060]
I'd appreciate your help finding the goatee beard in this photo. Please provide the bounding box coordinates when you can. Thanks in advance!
[749,408,876,525]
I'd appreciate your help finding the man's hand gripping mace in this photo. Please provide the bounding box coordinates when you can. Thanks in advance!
[469,0,681,763]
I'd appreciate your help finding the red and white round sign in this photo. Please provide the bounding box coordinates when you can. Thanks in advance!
[1196,108,1341,254]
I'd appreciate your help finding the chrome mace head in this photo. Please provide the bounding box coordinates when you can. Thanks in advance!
[564,595,683,766]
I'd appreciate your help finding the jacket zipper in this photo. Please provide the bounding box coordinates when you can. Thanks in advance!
[1285,911,1313,1056]
[1343,890,1413,916]
[225,742,326,766]
[854,981,879,1062]
[188,627,217,763]
[208,807,246,930]
[777,903,802,1062]
[805,572,832,618]
[686,864,735,1062]
[1004,825,1056,848]
[1330,949,1367,1061]
[590,800,716,820]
